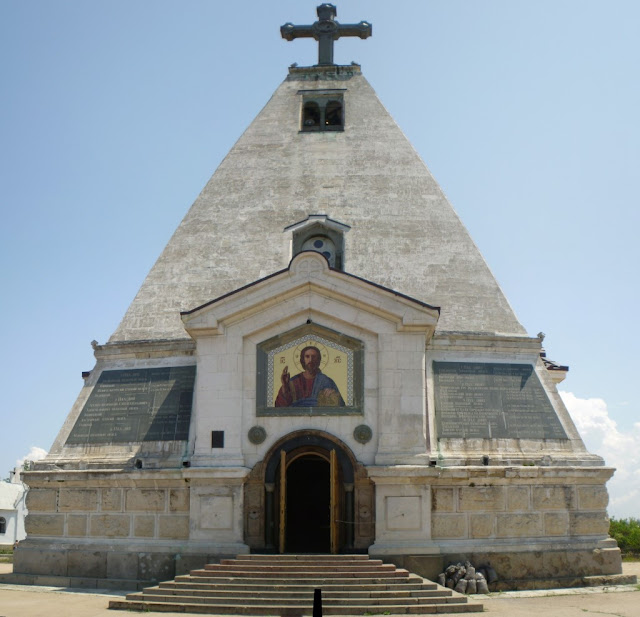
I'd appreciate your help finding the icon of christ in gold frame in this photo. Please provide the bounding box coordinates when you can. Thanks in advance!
[274,344,345,407]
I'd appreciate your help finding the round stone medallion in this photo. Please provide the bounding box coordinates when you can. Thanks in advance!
[353,424,372,444]
[248,426,267,445]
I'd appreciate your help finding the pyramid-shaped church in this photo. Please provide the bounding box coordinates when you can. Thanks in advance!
[18,4,623,588]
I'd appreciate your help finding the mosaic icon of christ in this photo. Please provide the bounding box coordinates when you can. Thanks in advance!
[274,345,345,407]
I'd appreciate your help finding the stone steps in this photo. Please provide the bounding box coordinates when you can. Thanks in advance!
[178,574,425,584]
[126,593,469,607]
[108,554,484,615]
[190,568,409,578]
[152,586,446,597]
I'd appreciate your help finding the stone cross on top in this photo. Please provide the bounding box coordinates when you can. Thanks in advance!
[281,4,372,66]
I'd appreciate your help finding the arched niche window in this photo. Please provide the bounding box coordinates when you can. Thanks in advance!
[325,100,343,127]
[302,102,321,128]
[0,517,6,534]
[298,89,346,132]
[285,215,351,271]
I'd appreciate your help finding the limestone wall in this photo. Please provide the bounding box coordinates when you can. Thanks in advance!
[369,464,621,585]
[15,467,250,583]
[24,484,190,542]
[16,471,199,583]
[430,481,610,541]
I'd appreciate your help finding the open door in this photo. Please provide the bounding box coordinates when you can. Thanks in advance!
[279,449,286,554]
[269,438,353,554]
[330,448,339,554]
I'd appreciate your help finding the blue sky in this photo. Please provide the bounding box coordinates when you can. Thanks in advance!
[1,1,638,515]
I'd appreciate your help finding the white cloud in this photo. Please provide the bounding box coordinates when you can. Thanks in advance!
[15,446,48,469]
[561,391,640,519]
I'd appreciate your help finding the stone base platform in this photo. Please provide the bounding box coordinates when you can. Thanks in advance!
[379,545,631,592]
[492,572,637,591]
[0,571,150,591]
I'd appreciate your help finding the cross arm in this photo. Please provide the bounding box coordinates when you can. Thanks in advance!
[336,21,372,40]
[281,23,314,41]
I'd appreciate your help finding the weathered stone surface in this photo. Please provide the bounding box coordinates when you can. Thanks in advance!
[379,546,623,589]
[68,550,107,578]
[90,514,130,537]
[584,547,623,575]
[578,485,609,510]
[101,488,123,512]
[67,514,88,536]
[385,496,421,530]
[459,486,505,512]
[138,553,175,581]
[158,515,189,539]
[398,555,443,581]
[570,512,609,536]
[541,549,622,577]
[58,489,98,512]
[432,488,454,512]
[496,513,543,537]
[25,514,65,536]
[26,488,57,512]
[532,486,576,510]
[540,550,575,578]
[169,489,190,512]
[431,514,466,539]
[544,511,569,536]
[506,486,530,511]
[175,554,211,576]
[469,513,494,538]
[107,552,139,580]
[126,489,166,512]
[110,71,527,343]
[13,548,68,577]
[134,515,156,538]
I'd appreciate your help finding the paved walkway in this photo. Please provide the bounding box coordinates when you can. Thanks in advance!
[0,562,638,616]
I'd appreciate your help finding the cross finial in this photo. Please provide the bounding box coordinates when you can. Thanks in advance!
[281,4,372,66]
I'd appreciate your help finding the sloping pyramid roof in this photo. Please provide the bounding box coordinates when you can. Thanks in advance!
[110,66,525,343]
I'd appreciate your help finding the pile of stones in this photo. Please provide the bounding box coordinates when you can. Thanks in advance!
[436,561,498,594]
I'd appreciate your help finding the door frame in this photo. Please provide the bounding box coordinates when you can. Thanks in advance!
[264,430,355,553]
[278,447,337,553]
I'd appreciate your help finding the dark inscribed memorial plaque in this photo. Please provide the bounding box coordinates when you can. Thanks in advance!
[66,366,196,444]
[434,362,568,440]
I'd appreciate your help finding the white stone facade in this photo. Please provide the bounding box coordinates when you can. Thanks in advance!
[0,477,27,548]
[15,64,622,588]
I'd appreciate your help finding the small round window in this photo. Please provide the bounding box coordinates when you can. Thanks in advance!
[302,235,336,267]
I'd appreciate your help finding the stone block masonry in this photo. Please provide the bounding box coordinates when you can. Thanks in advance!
[14,471,202,585]
[22,478,191,542]
[431,480,609,541]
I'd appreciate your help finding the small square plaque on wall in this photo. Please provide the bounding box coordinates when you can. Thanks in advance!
[211,431,225,448]
[385,496,422,531]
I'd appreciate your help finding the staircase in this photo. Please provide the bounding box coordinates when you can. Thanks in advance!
[109,554,483,614]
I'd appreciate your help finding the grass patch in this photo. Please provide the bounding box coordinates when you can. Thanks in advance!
[611,518,640,553]
[0,548,15,563]
[622,554,640,562]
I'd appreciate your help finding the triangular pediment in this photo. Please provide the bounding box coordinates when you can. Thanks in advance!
[180,252,439,338]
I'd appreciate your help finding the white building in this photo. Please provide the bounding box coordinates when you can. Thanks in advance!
[0,469,27,548]
[16,4,625,589]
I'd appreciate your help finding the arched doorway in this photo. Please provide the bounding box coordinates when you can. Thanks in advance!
[284,451,331,553]
[263,431,355,554]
